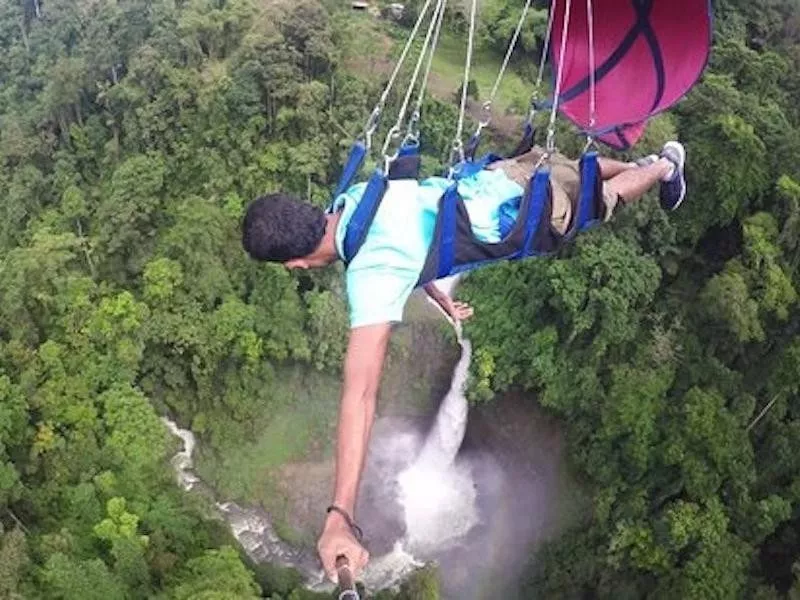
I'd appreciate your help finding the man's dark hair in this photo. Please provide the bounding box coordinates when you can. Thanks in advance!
[242,193,327,262]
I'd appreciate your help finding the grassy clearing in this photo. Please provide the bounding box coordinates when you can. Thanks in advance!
[193,363,345,545]
[428,33,534,117]
[194,365,340,500]
[338,13,535,123]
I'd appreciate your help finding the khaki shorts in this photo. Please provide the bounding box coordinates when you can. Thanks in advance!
[487,148,619,235]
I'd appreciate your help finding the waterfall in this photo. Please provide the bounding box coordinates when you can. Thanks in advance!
[415,334,472,471]
[415,275,473,472]
[395,277,480,552]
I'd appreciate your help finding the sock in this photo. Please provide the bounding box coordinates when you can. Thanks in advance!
[634,154,658,168]
[660,158,676,182]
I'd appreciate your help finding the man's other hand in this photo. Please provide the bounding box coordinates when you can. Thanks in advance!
[443,297,474,322]
[450,299,474,321]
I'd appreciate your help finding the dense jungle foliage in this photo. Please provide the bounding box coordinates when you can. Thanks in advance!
[1,0,799,598]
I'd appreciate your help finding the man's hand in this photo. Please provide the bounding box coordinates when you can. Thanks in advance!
[423,282,475,323]
[317,512,369,582]
[442,297,474,322]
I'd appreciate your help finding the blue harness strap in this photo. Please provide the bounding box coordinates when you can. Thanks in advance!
[509,121,537,159]
[521,167,553,257]
[342,169,388,264]
[416,161,554,285]
[548,150,603,242]
[330,140,368,211]
[436,184,460,279]
[340,141,422,265]
[576,150,603,232]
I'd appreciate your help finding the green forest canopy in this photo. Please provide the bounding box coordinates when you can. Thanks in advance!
[1,0,800,598]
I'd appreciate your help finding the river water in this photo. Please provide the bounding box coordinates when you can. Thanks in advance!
[162,277,572,598]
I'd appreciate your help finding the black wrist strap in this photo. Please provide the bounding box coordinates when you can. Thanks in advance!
[326,505,364,542]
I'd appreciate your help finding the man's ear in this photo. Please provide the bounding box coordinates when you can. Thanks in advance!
[284,259,309,270]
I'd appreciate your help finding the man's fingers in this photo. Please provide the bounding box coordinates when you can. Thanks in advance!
[319,540,369,583]
[455,306,474,319]
[319,544,344,582]
[353,547,370,577]
[320,550,337,582]
[341,546,369,579]
[453,302,474,315]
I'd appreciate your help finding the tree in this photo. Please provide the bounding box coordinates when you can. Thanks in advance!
[93,497,151,593]
[303,289,348,372]
[101,385,170,473]
[95,152,166,277]
[0,527,29,599]
[167,546,261,599]
[39,552,127,600]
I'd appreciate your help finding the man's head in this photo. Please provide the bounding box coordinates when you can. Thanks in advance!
[242,193,338,269]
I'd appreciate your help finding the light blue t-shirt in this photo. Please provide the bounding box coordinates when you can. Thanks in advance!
[332,169,524,328]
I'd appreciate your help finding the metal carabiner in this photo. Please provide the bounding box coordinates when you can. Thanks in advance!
[533,151,550,171]
[381,125,403,174]
[468,99,493,143]
[363,108,382,150]
[407,108,421,134]
[583,117,597,153]
[381,125,401,155]
[447,138,466,180]
[450,139,466,164]
[545,126,557,155]
[525,100,538,129]
[402,131,420,152]
[402,109,422,148]
[478,100,492,129]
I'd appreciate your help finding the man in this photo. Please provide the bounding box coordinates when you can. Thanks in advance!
[241,141,687,581]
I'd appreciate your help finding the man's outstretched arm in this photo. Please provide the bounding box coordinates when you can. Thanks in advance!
[317,322,392,581]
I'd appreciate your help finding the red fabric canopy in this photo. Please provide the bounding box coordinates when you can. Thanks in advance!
[549,0,713,149]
